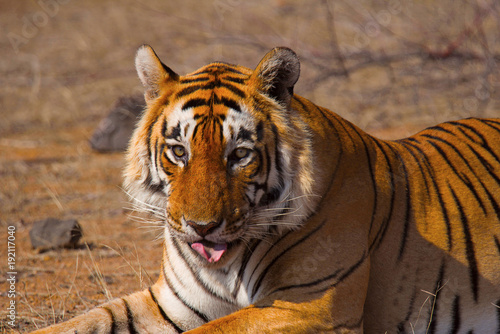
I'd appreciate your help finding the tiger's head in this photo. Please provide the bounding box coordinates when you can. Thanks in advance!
[124,45,316,265]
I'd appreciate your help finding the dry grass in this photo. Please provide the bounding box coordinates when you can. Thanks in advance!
[1,0,499,332]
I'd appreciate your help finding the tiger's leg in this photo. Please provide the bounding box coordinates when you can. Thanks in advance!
[185,259,369,334]
[31,287,180,334]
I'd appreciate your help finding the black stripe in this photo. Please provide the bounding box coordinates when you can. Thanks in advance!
[180,77,210,84]
[495,236,500,255]
[256,121,264,141]
[122,298,138,334]
[236,128,253,143]
[469,120,500,165]
[246,229,293,291]
[259,187,282,206]
[161,119,168,138]
[270,268,342,295]
[309,101,344,142]
[145,101,168,160]
[247,148,263,179]
[450,295,461,334]
[496,299,500,334]
[262,146,271,190]
[341,121,378,237]
[398,140,432,198]
[403,139,453,251]
[258,123,284,206]
[307,252,369,296]
[145,118,157,189]
[161,144,176,166]
[148,287,183,333]
[146,124,156,166]
[176,83,213,98]
[326,316,364,333]
[370,140,396,252]
[423,134,489,214]
[224,76,245,84]
[482,118,500,132]
[461,145,500,220]
[397,287,419,333]
[101,307,116,333]
[191,120,202,141]
[315,103,355,146]
[294,104,342,218]
[163,261,210,322]
[178,84,208,98]
[147,138,167,192]
[250,220,327,298]
[175,80,246,101]
[425,124,457,138]
[159,144,175,175]
[428,262,445,334]
[170,238,235,305]
[464,142,500,185]
[218,96,241,112]
[293,95,310,114]
[457,119,500,152]
[389,143,412,262]
[423,135,468,180]
[336,252,369,286]
[270,123,283,175]
[449,121,487,145]
[166,123,182,140]
[218,82,246,98]
[397,323,406,334]
[143,172,165,193]
[449,185,479,302]
[232,240,261,298]
[182,98,209,111]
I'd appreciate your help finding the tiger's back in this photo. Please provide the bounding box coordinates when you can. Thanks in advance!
[31,46,500,334]
[360,118,500,332]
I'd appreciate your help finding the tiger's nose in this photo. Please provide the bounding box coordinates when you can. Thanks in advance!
[186,220,222,238]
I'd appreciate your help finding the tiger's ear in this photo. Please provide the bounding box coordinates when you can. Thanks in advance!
[135,44,179,103]
[252,47,300,107]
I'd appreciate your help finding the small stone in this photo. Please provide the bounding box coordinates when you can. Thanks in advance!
[89,94,145,152]
[29,218,83,250]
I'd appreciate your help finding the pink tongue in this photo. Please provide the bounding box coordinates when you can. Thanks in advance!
[191,242,227,263]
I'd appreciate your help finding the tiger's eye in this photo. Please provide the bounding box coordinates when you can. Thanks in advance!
[172,146,186,158]
[234,148,249,159]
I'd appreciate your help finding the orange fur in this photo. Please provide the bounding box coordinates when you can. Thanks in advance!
[33,46,500,334]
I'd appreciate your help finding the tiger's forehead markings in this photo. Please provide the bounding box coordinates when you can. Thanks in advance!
[175,63,248,99]
[175,65,248,117]
[175,81,245,100]
[180,95,242,115]
[163,63,252,145]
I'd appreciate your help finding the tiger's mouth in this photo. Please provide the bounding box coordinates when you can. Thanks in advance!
[188,239,242,263]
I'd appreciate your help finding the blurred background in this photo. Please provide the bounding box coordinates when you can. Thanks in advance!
[1,0,499,332]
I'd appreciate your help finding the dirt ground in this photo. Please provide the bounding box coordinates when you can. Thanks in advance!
[1,0,499,332]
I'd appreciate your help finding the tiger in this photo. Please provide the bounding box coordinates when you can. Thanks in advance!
[32,45,500,334]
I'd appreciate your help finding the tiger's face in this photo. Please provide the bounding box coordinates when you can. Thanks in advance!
[161,89,264,263]
[125,45,315,265]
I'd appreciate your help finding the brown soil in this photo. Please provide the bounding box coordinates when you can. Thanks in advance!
[1,0,499,332]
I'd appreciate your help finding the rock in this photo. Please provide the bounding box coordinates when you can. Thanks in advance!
[29,218,83,250]
[89,94,145,152]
